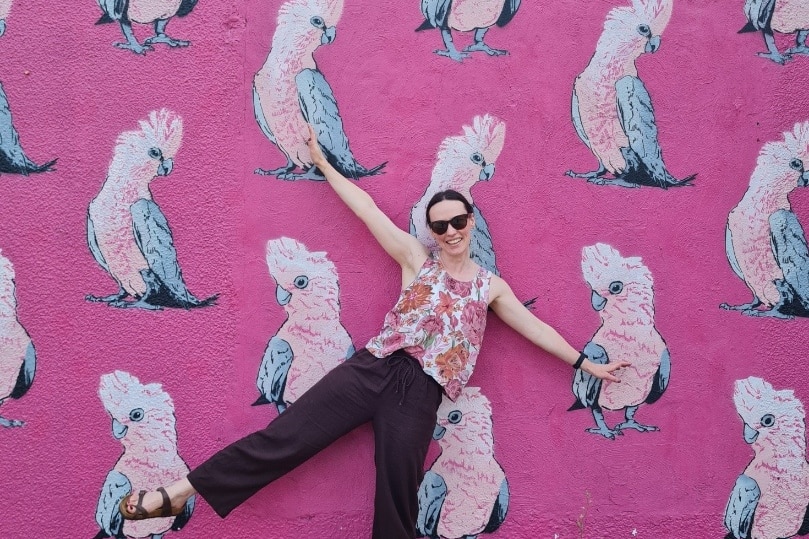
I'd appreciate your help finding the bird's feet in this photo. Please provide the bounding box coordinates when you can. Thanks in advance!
[565,168,607,181]
[0,417,24,428]
[785,45,809,56]
[744,307,793,320]
[463,42,507,56]
[108,298,163,310]
[586,426,622,440]
[756,51,792,64]
[276,167,326,181]
[255,165,297,177]
[434,48,469,62]
[114,42,153,55]
[144,35,191,48]
[86,292,129,304]
[615,420,658,433]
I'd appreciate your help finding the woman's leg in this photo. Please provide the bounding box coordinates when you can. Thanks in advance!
[371,355,443,539]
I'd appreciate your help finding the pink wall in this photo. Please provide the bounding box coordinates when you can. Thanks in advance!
[0,0,808,537]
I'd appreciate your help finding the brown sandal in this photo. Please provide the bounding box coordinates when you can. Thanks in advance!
[119,487,182,520]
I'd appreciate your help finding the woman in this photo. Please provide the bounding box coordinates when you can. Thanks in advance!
[120,126,628,538]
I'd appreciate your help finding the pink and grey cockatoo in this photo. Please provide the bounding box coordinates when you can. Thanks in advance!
[739,0,809,64]
[417,387,508,539]
[569,243,670,439]
[409,115,505,276]
[253,0,385,181]
[0,249,35,429]
[94,371,194,539]
[0,0,11,37]
[724,377,809,539]
[416,0,522,62]
[722,121,809,319]
[254,237,354,414]
[95,0,199,55]
[0,81,56,176]
[87,109,217,310]
[567,0,694,188]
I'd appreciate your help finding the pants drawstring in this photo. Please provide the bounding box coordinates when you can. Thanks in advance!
[386,354,416,406]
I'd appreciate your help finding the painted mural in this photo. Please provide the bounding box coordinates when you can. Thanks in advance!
[0,0,10,37]
[94,371,195,539]
[253,0,385,180]
[254,237,354,413]
[415,0,521,62]
[722,121,809,319]
[739,0,809,64]
[0,82,56,176]
[723,377,809,539]
[86,109,217,310]
[0,249,35,429]
[569,243,670,439]
[94,0,200,55]
[567,0,694,188]
[417,387,508,539]
[410,115,505,276]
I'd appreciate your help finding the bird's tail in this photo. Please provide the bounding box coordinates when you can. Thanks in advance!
[334,160,387,180]
[252,394,271,406]
[567,400,586,412]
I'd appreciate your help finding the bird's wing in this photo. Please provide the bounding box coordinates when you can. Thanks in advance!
[0,85,40,174]
[10,341,36,400]
[87,213,111,274]
[723,474,759,539]
[418,0,452,30]
[496,0,521,27]
[96,0,128,23]
[296,69,384,178]
[255,336,293,405]
[252,83,277,145]
[94,470,131,539]
[470,206,499,276]
[571,87,592,150]
[130,199,200,305]
[416,470,447,537]
[177,0,199,17]
[570,341,608,410]
[170,494,196,531]
[725,222,745,282]
[770,209,809,310]
[742,0,775,31]
[482,477,510,533]
[644,347,670,405]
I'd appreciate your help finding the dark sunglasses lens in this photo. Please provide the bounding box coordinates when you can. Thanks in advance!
[450,215,469,230]
[430,221,449,234]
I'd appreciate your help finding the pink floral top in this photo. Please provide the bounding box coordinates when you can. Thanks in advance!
[366,256,491,401]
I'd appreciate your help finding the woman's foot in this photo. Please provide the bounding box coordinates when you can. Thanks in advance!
[120,479,196,520]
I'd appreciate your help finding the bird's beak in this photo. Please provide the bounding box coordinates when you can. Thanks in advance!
[321,27,336,45]
[432,424,446,440]
[276,285,292,306]
[743,423,758,444]
[479,163,495,181]
[799,170,809,187]
[112,419,128,440]
[645,35,661,54]
[591,290,607,311]
[157,158,174,177]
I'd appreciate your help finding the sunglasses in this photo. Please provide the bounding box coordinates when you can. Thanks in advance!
[428,213,471,235]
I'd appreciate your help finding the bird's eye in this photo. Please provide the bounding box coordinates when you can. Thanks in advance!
[129,408,145,422]
[760,413,775,427]
[310,16,324,28]
[447,410,462,424]
[470,152,484,165]
[637,24,651,37]
[608,281,624,295]
[293,275,309,289]
[790,158,804,171]
[148,147,162,159]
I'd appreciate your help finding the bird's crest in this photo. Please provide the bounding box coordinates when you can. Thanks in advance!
[433,115,506,190]
[581,243,653,290]
[436,386,495,452]
[114,109,183,161]
[278,0,344,28]
[751,121,809,192]
[605,0,672,39]
[265,237,339,307]
[99,370,174,420]
[462,114,506,165]
[733,377,805,422]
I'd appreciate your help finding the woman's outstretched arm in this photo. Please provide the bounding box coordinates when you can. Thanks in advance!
[306,126,428,274]
[488,275,629,381]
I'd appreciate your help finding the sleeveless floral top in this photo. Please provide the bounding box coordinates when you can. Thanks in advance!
[366,256,492,401]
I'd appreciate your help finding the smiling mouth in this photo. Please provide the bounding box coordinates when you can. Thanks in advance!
[446,238,462,245]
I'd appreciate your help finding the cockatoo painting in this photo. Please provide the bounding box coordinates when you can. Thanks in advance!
[739,0,809,64]
[569,243,670,440]
[566,0,695,189]
[416,387,508,539]
[253,0,385,181]
[87,109,217,310]
[0,0,11,37]
[416,0,522,62]
[0,82,56,176]
[0,249,35,429]
[94,371,194,539]
[410,115,505,276]
[723,377,809,539]
[722,121,809,319]
[94,0,199,55]
[254,237,354,414]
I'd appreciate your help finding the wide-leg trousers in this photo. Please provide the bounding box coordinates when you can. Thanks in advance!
[187,348,443,539]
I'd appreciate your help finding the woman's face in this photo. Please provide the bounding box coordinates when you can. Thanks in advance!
[428,200,474,256]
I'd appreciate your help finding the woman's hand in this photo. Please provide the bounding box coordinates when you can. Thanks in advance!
[306,125,327,168]
[582,360,631,382]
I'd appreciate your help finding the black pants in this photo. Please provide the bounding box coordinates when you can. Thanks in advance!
[187,348,443,539]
